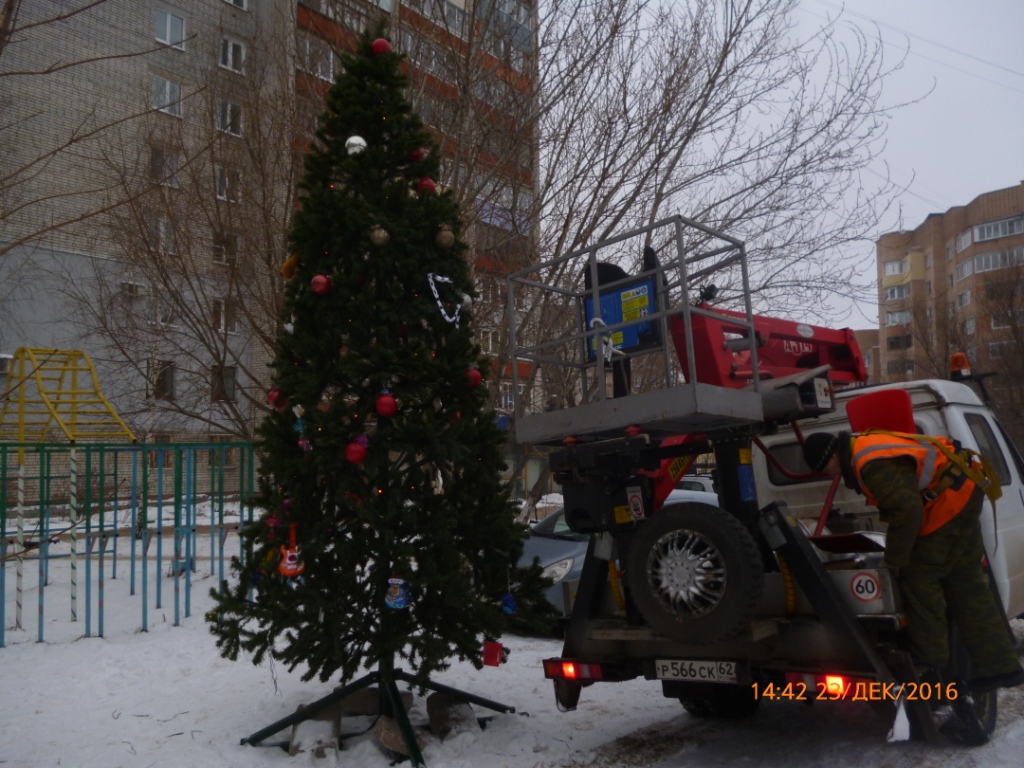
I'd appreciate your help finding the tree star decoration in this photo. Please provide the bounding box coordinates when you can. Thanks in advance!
[427,272,460,326]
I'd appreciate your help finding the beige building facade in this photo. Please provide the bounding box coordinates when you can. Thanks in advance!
[875,182,1024,444]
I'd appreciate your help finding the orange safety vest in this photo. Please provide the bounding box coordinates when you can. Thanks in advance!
[850,432,976,536]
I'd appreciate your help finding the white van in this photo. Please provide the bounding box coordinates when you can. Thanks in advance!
[752,379,1024,619]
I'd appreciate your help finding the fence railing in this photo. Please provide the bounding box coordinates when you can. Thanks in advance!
[1,442,255,647]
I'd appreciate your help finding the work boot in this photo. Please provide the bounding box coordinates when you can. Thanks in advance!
[968,668,1024,693]
[946,684,989,747]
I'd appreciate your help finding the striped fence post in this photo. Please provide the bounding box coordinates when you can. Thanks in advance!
[69,447,78,623]
[15,462,25,631]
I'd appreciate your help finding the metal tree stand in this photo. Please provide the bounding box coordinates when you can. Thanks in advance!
[241,651,515,765]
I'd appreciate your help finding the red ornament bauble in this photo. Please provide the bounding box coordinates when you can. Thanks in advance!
[408,147,426,163]
[311,274,331,295]
[345,441,367,463]
[371,38,392,56]
[267,387,288,409]
[467,368,483,388]
[417,177,436,194]
[376,392,398,417]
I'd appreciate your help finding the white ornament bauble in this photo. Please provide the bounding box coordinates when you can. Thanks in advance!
[345,136,367,155]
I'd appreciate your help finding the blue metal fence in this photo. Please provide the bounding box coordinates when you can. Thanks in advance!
[1,442,255,647]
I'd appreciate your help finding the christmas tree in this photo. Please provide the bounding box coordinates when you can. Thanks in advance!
[208,31,552,691]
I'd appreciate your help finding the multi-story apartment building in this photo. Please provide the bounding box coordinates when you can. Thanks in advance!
[875,182,1024,444]
[853,328,880,385]
[1,1,538,459]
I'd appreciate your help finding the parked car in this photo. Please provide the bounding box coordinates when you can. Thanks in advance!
[520,488,720,615]
[675,474,716,494]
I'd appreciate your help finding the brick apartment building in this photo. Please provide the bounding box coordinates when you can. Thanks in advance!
[874,181,1024,443]
[0,1,537,456]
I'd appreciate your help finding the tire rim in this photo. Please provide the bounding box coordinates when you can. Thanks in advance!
[645,528,727,617]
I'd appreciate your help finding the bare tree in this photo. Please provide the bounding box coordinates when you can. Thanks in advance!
[975,269,1024,448]
[54,7,301,440]
[0,1,171,264]
[350,0,908,506]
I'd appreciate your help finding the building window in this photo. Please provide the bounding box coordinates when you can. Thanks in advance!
[955,230,972,253]
[152,76,182,116]
[885,310,911,326]
[147,215,176,254]
[497,380,522,413]
[956,260,973,281]
[957,289,971,308]
[148,146,179,186]
[863,353,872,369]
[212,365,237,402]
[223,0,247,9]
[887,334,912,351]
[990,341,1012,360]
[149,361,175,401]
[926,306,933,321]
[216,100,243,136]
[213,231,238,265]
[208,435,237,468]
[121,281,146,298]
[297,32,335,81]
[924,253,931,268]
[975,246,1024,274]
[884,284,910,301]
[990,309,1024,330]
[962,317,976,336]
[219,37,245,72]
[148,289,177,326]
[925,280,932,295]
[946,246,953,262]
[883,259,907,276]
[214,165,241,202]
[886,360,915,375]
[948,274,954,288]
[974,216,1023,243]
[154,10,185,49]
[213,298,237,333]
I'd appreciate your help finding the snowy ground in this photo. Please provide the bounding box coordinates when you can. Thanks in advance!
[3,530,1024,768]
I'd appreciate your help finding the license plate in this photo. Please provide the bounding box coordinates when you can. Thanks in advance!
[654,659,738,683]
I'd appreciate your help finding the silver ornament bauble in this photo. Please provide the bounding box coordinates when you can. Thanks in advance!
[345,135,367,155]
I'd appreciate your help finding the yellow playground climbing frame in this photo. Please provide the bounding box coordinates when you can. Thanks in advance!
[0,348,136,443]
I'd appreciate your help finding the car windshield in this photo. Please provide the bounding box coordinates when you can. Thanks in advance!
[529,508,588,541]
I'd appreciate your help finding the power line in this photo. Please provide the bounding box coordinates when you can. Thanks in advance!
[797,4,1024,97]
[810,0,1024,80]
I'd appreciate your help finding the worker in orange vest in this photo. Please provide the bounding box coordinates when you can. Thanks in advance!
[802,431,1024,696]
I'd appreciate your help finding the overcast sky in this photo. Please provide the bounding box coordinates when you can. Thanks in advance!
[794,0,1024,326]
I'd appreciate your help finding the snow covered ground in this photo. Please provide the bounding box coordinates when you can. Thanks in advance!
[4,529,1024,768]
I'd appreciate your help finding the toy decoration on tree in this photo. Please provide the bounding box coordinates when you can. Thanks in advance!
[207,29,555,760]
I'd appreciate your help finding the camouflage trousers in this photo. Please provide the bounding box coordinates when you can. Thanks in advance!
[898,488,1021,677]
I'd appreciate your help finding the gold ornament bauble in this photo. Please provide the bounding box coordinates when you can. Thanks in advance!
[369,225,390,247]
[435,225,455,249]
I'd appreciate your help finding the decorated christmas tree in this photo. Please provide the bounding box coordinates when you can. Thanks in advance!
[208,31,552,694]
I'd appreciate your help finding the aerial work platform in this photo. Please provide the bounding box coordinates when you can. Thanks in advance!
[505,215,864,445]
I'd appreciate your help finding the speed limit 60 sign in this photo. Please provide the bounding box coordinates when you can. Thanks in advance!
[849,571,881,603]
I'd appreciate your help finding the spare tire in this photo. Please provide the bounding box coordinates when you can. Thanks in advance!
[625,503,764,643]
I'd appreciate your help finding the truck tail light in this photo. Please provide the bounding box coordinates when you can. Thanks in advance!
[543,658,603,681]
[784,671,868,699]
